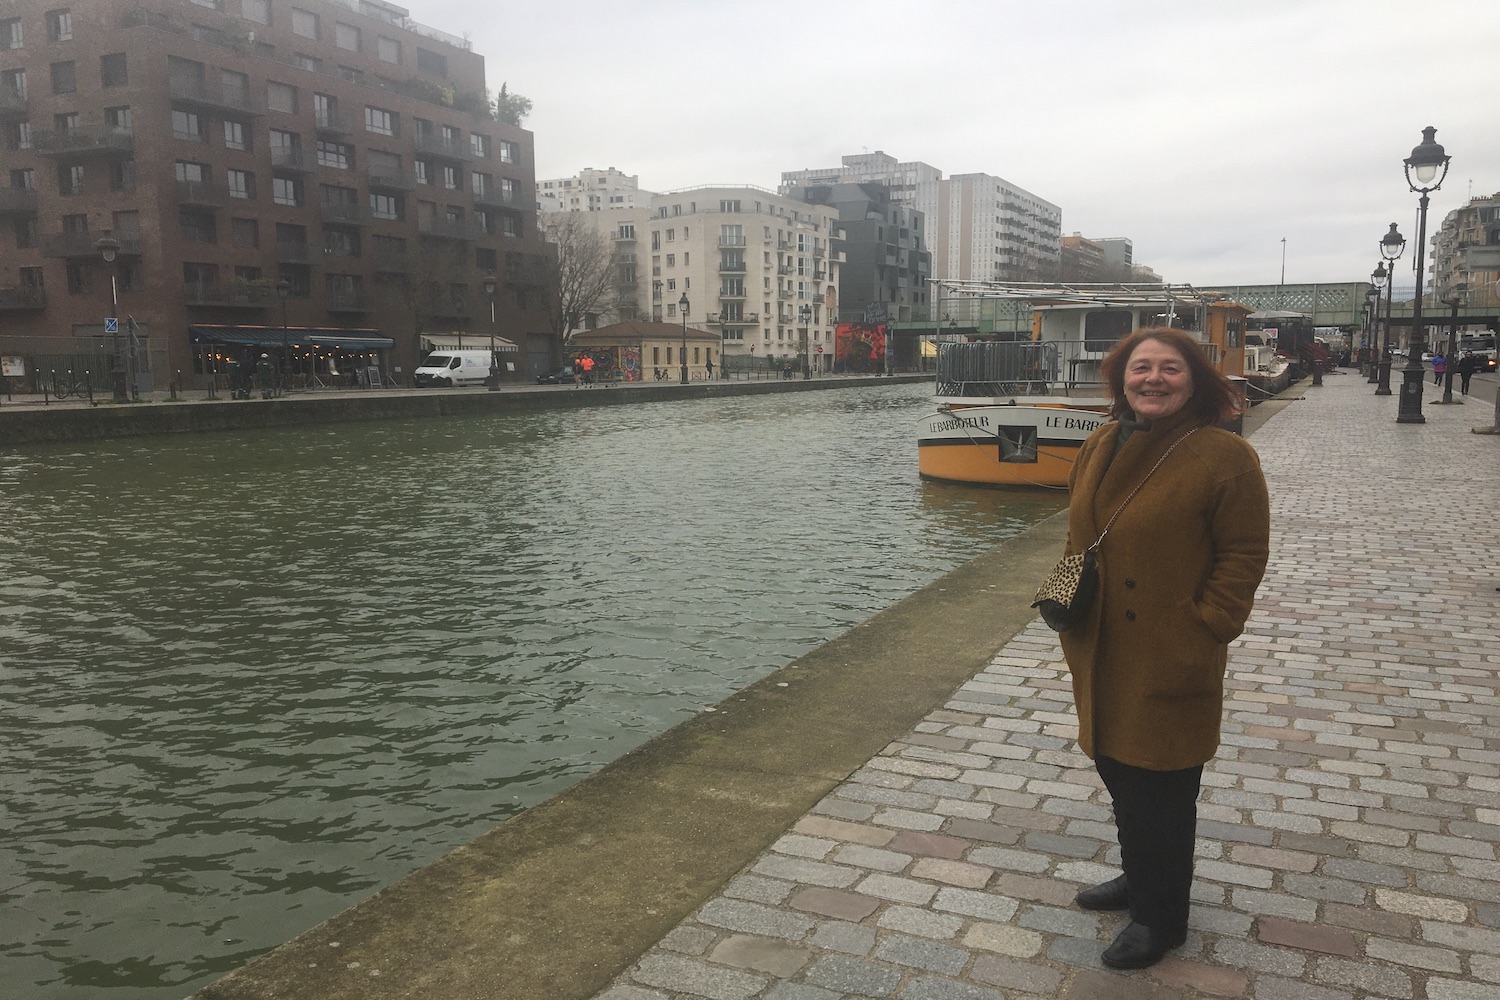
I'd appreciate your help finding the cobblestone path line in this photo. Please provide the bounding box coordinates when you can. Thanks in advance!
[593,375,1500,1000]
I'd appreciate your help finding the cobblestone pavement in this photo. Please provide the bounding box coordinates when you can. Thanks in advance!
[593,374,1500,1000]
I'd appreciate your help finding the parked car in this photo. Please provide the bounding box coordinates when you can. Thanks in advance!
[535,366,575,385]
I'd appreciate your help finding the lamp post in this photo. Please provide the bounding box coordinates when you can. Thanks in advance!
[1437,286,1465,404]
[798,303,812,380]
[275,278,291,394]
[1368,266,1385,382]
[1396,127,1450,424]
[1377,223,1404,396]
[718,307,729,380]
[678,292,689,384]
[95,235,128,402]
[482,272,499,390]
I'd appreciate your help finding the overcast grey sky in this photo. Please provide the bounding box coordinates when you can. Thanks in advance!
[418,0,1496,288]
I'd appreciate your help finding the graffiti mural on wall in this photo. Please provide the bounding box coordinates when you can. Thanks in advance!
[835,323,887,373]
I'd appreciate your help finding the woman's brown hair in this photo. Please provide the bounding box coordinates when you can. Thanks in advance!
[1099,326,1242,422]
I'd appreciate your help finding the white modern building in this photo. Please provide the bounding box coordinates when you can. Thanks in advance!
[781,151,1061,285]
[539,167,653,213]
[553,183,844,369]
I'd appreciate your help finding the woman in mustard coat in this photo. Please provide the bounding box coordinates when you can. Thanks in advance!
[1059,327,1270,969]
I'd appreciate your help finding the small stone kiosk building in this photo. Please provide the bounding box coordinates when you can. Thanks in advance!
[570,322,722,382]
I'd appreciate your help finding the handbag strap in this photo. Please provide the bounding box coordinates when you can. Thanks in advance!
[1092,427,1200,547]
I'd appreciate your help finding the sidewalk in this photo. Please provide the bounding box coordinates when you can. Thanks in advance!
[592,373,1500,1000]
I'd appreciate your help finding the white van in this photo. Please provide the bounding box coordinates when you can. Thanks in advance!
[413,349,494,387]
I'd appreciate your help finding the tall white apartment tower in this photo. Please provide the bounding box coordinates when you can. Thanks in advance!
[781,151,1061,284]
[539,167,653,213]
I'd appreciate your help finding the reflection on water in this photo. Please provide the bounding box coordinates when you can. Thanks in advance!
[0,384,1066,998]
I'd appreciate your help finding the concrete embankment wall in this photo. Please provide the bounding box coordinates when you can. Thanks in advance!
[191,510,1072,1000]
[0,374,928,446]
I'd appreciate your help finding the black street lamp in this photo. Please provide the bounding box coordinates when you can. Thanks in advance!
[482,272,500,391]
[1396,127,1450,424]
[276,278,291,394]
[1377,223,1404,396]
[1437,286,1465,404]
[798,303,812,380]
[1367,266,1385,382]
[95,235,128,402]
[678,292,689,384]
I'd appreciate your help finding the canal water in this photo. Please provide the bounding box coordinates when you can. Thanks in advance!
[0,383,1066,999]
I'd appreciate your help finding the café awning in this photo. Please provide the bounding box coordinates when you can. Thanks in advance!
[190,326,395,351]
[422,333,520,351]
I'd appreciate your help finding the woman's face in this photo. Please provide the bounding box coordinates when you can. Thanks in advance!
[1124,338,1194,420]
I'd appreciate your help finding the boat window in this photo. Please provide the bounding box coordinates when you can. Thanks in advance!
[1084,311,1132,352]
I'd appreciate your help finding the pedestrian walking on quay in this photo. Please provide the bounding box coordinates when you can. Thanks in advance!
[1432,352,1446,385]
[1458,352,1477,395]
[1054,327,1270,970]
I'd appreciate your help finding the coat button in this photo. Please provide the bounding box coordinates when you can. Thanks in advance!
[1125,579,1136,588]
[1125,610,1136,620]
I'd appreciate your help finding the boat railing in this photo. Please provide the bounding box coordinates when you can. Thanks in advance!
[935,339,1111,396]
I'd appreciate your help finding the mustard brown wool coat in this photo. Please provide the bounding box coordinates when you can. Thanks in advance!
[1058,408,1270,771]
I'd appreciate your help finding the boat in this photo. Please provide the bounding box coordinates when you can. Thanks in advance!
[917,282,1253,488]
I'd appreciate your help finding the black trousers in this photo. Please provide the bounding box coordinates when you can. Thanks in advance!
[1095,754,1204,933]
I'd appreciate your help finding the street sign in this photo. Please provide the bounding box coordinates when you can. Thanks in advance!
[817,346,823,353]
[104,317,118,334]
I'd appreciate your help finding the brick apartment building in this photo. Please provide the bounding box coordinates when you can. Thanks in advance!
[0,0,553,391]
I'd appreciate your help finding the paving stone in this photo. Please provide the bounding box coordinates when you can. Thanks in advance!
[832,844,912,873]
[1023,831,1103,859]
[1229,887,1318,922]
[931,886,1020,922]
[942,818,1025,845]
[807,920,875,956]
[629,953,768,1000]
[966,845,1052,873]
[1017,903,1101,939]
[695,899,816,941]
[1063,967,1173,998]
[596,987,668,1000]
[802,954,903,996]
[962,920,1045,958]
[708,935,812,978]
[763,983,841,1000]
[723,875,795,905]
[969,954,1064,994]
[1373,886,1469,922]
[750,856,860,889]
[1320,902,1412,937]
[1255,916,1359,956]
[1425,980,1500,1000]
[660,925,718,955]
[1149,958,1250,997]
[887,830,971,858]
[1312,956,1415,998]
[1319,858,1408,888]
[994,871,1079,907]
[876,905,964,940]
[897,976,1007,1000]
[909,857,993,888]
[1364,936,1462,973]
[1249,975,1355,1000]
[874,933,970,975]
[788,887,881,923]
[1419,919,1500,954]
[794,815,896,846]
[855,873,939,905]
[1281,874,1368,905]
[1211,938,1308,976]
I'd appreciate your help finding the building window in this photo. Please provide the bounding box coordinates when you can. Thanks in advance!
[47,10,72,42]
[229,217,258,249]
[323,228,359,257]
[498,141,518,164]
[369,193,400,220]
[7,121,31,151]
[15,216,39,248]
[242,0,270,25]
[316,140,352,170]
[416,48,447,76]
[179,208,217,244]
[54,111,78,132]
[171,109,204,141]
[227,169,253,199]
[441,165,459,190]
[100,53,127,87]
[11,167,34,189]
[502,215,520,238]
[57,162,84,195]
[109,159,135,191]
[66,262,91,294]
[470,133,489,158]
[414,160,429,185]
[266,81,297,114]
[174,161,208,184]
[294,53,322,73]
[190,0,223,8]
[50,61,75,94]
[106,106,131,131]
[223,119,246,150]
[335,22,360,51]
[364,107,394,136]
[2,18,22,49]
[291,8,319,39]
[377,36,400,64]
[272,176,302,206]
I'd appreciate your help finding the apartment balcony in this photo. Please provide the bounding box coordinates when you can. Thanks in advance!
[370,246,412,271]
[813,270,826,281]
[614,252,638,264]
[326,290,371,312]
[418,217,480,241]
[813,247,826,258]
[718,235,747,248]
[275,241,315,264]
[0,285,46,311]
[613,231,636,242]
[0,187,38,214]
[176,180,229,207]
[474,188,537,212]
[0,86,27,119]
[33,127,134,158]
[271,149,317,172]
[367,166,416,192]
[777,265,793,276]
[320,202,370,226]
[718,260,747,273]
[42,232,143,258]
[412,134,474,162]
[718,290,747,301]
[184,283,275,309]
[314,108,356,136]
[168,76,261,116]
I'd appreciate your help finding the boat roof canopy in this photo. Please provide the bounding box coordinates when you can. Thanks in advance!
[929,279,1240,309]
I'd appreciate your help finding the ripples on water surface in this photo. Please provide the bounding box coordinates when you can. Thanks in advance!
[0,384,1065,998]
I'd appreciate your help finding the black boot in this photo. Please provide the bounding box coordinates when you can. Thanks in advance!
[1101,921,1187,969]
[1075,874,1129,911]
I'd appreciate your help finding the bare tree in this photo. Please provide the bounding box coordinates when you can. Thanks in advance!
[541,213,616,349]
[375,241,469,366]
